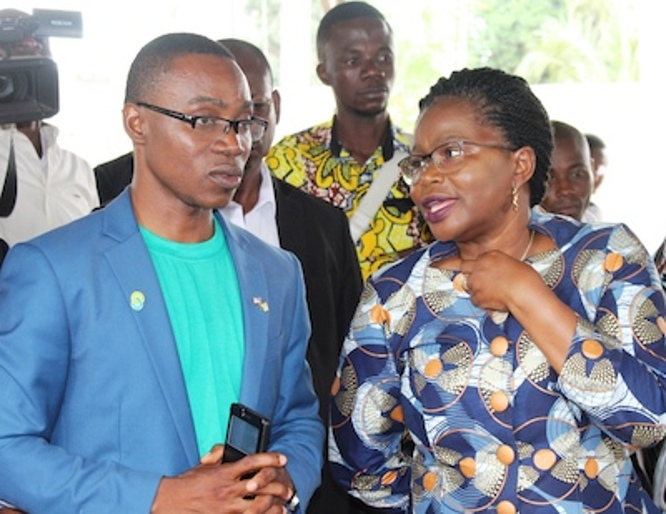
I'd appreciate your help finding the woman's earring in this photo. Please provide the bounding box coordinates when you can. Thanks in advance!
[511,184,519,211]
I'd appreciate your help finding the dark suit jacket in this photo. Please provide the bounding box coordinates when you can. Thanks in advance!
[273,177,361,420]
[95,153,365,513]
[94,152,134,205]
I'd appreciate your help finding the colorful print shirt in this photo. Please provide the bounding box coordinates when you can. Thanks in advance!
[266,117,430,280]
[329,208,666,513]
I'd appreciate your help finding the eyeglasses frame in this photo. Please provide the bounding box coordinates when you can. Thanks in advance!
[399,140,518,186]
[136,101,268,142]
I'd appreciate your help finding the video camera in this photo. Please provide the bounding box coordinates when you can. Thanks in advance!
[0,9,82,124]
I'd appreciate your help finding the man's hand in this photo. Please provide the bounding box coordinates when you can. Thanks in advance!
[151,447,295,513]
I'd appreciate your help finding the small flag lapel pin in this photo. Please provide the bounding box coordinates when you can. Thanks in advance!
[252,296,269,313]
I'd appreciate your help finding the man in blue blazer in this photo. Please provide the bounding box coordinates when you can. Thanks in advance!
[0,33,323,513]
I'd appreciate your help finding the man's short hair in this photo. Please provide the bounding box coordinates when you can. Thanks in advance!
[552,120,584,143]
[125,32,234,103]
[218,38,274,86]
[585,133,605,151]
[316,1,389,60]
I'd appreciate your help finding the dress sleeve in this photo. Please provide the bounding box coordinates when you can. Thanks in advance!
[557,224,666,447]
[329,280,411,512]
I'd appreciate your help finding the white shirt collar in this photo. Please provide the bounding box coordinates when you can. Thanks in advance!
[220,162,280,247]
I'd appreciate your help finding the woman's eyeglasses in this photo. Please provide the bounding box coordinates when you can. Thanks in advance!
[398,140,517,186]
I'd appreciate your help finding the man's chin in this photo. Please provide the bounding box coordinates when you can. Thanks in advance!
[203,189,237,211]
[354,104,388,118]
[557,207,583,221]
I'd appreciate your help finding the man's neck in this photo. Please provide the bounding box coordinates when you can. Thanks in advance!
[334,111,389,165]
[233,164,263,215]
[16,120,43,157]
[130,172,216,243]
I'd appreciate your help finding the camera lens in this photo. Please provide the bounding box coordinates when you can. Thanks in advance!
[0,74,15,101]
[0,57,59,122]
[0,71,29,104]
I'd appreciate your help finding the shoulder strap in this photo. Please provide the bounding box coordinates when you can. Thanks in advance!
[348,150,408,243]
[0,138,18,218]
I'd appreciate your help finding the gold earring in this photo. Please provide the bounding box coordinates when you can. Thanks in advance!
[511,184,519,211]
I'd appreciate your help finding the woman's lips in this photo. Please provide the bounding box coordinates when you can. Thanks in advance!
[420,196,456,223]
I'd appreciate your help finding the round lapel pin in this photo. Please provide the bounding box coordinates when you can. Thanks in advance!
[130,291,145,311]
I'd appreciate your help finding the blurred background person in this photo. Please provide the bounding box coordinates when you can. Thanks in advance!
[541,120,594,222]
[330,67,666,513]
[584,132,608,222]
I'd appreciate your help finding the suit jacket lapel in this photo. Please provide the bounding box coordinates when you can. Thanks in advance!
[273,177,307,256]
[217,212,270,409]
[102,192,199,466]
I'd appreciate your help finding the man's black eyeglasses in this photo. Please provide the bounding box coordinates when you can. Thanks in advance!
[136,102,267,142]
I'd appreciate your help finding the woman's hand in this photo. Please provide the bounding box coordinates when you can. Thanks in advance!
[460,249,577,373]
[460,249,542,313]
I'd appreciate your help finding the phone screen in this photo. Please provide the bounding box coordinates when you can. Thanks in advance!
[227,414,261,455]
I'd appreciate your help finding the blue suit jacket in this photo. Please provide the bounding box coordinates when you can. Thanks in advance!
[0,191,324,513]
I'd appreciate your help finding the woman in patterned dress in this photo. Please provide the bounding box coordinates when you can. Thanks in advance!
[329,67,666,513]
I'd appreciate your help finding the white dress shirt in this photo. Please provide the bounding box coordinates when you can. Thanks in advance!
[0,124,99,246]
[582,201,603,223]
[220,163,280,248]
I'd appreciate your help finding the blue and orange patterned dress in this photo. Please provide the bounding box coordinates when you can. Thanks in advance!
[330,208,666,513]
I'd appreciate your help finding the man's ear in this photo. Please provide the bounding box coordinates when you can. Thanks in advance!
[272,89,282,125]
[123,103,147,145]
[513,146,536,188]
[316,62,331,86]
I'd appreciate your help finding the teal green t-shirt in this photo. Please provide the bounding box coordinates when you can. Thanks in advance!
[141,219,244,457]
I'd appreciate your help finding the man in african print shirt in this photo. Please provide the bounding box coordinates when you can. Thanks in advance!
[266,2,430,280]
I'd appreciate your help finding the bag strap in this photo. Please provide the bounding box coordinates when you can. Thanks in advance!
[0,137,18,218]
[349,150,408,243]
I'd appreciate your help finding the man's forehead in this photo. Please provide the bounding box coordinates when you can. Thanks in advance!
[164,54,244,83]
[157,56,252,106]
[166,52,239,74]
[330,17,391,39]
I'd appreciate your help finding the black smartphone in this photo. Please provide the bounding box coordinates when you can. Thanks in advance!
[222,403,271,464]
